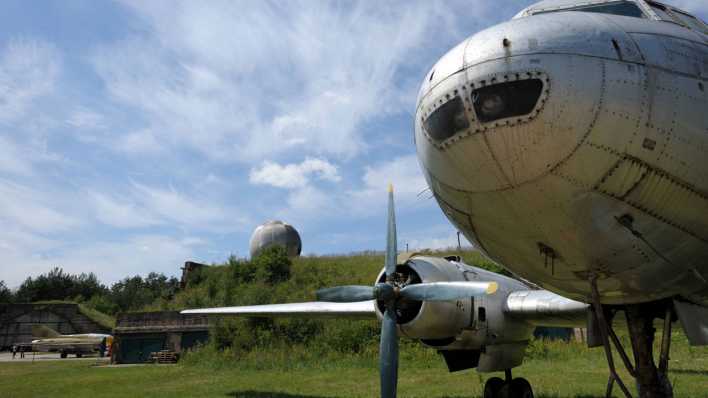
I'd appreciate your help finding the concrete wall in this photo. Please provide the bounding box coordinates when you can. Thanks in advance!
[0,303,112,349]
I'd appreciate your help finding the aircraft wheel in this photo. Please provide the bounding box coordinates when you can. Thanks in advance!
[76,353,83,358]
[502,378,533,398]
[484,377,505,398]
[60,352,67,358]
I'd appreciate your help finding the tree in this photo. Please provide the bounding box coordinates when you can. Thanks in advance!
[14,267,108,303]
[108,272,180,313]
[252,246,292,284]
[0,281,13,303]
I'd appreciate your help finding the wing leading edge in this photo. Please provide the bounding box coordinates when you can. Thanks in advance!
[181,300,377,319]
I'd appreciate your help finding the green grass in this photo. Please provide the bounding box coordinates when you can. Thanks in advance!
[32,300,115,329]
[77,303,116,329]
[2,333,706,398]
[8,250,705,397]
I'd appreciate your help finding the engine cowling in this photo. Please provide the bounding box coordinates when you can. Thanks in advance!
[374,256,474,340]
[374,255,535,355]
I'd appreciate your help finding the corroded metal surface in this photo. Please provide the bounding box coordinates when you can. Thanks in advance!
[415,1,708,305]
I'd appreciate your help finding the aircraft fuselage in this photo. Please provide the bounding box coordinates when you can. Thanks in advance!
[415,6,708,305]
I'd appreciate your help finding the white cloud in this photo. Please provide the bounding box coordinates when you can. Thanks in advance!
[249,157,341,189]
[273,154,433,227]
[91,1,448,163]
[1,234,204,287]
[0,38,60,123]
[88,191,161,229]
[59,234,201,282]
[0,136,33,175]
[132,183,232,227]
[66,107,105,130]
[403,231,472,252]
[361,155,427,197]
[0,180,81,234]
[286,185,333,215]
[88,182,248,232]
[347,154,430,216]
[115,129,163,154]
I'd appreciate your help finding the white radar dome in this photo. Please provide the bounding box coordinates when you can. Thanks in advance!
[249,220,302,258]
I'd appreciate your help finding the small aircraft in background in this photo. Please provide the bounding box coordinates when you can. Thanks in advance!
[31,325,111,358]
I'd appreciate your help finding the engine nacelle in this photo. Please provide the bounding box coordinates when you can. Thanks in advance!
[374,256,473,340]
[374,255,535,355]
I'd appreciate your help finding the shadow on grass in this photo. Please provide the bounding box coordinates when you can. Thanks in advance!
[226,392,333,398]
[670,368,708,376]
[536,395,600,398]
[226,393,603,398]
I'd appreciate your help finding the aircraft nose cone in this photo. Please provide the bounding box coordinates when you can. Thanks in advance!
[415,11,637,193]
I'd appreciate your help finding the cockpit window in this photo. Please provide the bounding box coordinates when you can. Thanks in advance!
[647,2,674,21]
[535,1,646,19]
[423,97,469,141]
[471,79,543,124]
[647,1,708,34]
[670,9,708,34]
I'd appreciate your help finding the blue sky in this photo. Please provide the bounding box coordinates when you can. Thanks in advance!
[1,0,706,287]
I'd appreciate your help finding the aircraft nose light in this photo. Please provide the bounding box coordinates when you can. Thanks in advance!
[472,79,543,123]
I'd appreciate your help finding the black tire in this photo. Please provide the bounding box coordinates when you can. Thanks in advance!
[60,352,67,359]
[76,353,83,358]
[497,384,511,398]
[484,377,505,398]
[510,378,534,398]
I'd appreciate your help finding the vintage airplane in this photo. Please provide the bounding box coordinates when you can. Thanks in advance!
[31,325,111,358]
[184,0,707,397]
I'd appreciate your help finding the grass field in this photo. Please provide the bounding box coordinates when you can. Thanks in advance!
[4,251,706,397]
[2,333,706,398]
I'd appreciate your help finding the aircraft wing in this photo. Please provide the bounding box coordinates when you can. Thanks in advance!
[504,290,590,328]
[181,300,377,319]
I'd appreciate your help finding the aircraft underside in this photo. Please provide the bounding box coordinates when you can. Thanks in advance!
[430,166,708,307]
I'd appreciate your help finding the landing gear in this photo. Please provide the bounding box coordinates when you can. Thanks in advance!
[589,276,674,398]
[60,352,67,358]
[484,369,534,398]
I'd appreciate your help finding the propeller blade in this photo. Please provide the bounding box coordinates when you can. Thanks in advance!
[379,306,399,398]
[316,285,375,302]
[399,281,498,301]
[385,184,397,278]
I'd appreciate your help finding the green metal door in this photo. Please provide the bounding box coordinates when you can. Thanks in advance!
[119,336,165,363]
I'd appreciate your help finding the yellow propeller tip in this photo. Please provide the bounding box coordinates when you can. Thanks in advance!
[388,183,394,193]
[486,282,499,294]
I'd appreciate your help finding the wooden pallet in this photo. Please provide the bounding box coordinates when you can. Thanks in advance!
[149,350,179,364]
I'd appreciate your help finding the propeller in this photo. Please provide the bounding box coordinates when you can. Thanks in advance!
[315,185,497,398]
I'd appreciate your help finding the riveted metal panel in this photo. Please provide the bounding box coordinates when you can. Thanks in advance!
[632,33,706,76]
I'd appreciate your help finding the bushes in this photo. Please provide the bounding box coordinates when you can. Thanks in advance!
[176,248,514,365]
[0,281,12,303]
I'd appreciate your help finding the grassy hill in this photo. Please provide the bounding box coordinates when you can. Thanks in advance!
[164,248,503,311]
[137,247,503,358]
[32,300,116,330]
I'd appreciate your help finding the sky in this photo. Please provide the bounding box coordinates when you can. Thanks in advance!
[1,0,706,287]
